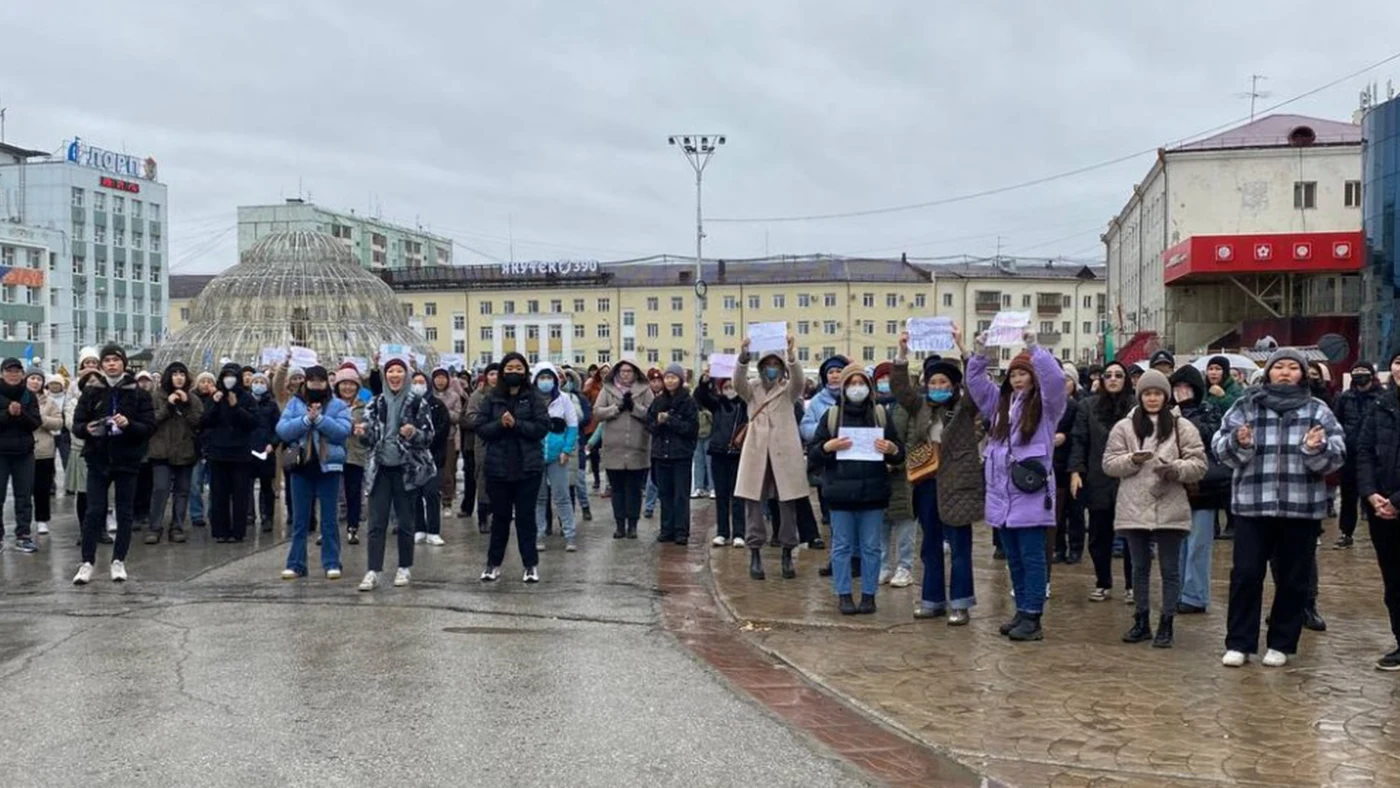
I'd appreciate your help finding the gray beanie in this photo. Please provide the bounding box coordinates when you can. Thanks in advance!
[1264,348,1309,377]
[663,362,687,382]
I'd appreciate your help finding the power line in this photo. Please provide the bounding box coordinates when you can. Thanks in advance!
[710,49,1400,224]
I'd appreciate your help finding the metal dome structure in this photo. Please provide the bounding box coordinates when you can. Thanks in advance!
[153,230,435,372]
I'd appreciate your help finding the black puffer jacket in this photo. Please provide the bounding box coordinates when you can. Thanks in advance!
[472,383,551,482]
[1069,393,1132,512]
[1170,365,1229,510]
[72,371,156,468]
[647,386,699,461]
[0,379,41,455]
[200,364,258,463]
[248,389,282,454]
[425,392,450,467]
[694,377,748,456]
[1334,384,1382,453]
[1052,391,1081,477]
[1358,386,1400,508]
[807,399,905,511]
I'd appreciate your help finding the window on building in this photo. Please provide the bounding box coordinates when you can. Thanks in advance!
[1001,294,1011,307]
[526,326,539,340]
[798,320,810,335]
[1039,321,1054,334]
[623,337,636,352]
[132,231,143,250]
[71,188,84,207]
[114,261,126,279]
[528,352,539,364]
[646,323,658,338]
[1345,180,1362,208]
[863,346,875,362]
[403,302,414,317]
[132,200,142,219]
[549,324,562,339]
[667,349,681,363]
[480,301,493,315]
[151,232,161,250]
[1083,321,1093,334]
[862,293,875,308]
[573,298,585,313]
[824,293,837,308]
[723,295,737,310]
[1001,348,1012,361]
[797,347,811,362]
[95,226,106,243]
[504,325,516,340]
[96,259,107,277]
[574,325,585,339]
[95,293,107,310]
[647,297,659,311]
[132,261,144,281]
[424,302,437,316]
[1021,294,1032,308]
[502,300,515,313]
[798,294,811,308]
[150,203,160,219]
[1061,348,1072,361]
[574,351,587,365]
[977,320,991,333]
[425,327,438,341]
[822,346,837,358]
[862,321,874,335]
[1293,181,1317,209]
[597,323,611,339]
[527,300,539,314]
[823,320,837,335]
[149,264,162,284]
[772,294,785,309]
[113,196,124,214]
[94,193,106,211]
[886,320,898,334]
[550,299,562,313]
[1061,295,1072,308]
[73,220,86,241]
[597,349,611,363]
[748,295,760,310]
[886,293,899,308]
[646,349,659,364]
[622,310,635,327]
[671,323,684,337]
[597,298,610,312]
[1061,321,1071,334]
[453,340,466,354]
[114,229,125,247]
[914,293,926,309]
[941,292,953,308]
[452,314,465,330]
[480,326,493,341]
[671,297,683,311]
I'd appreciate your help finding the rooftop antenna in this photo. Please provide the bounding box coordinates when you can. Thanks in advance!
[0,97,7,142]
[1235,74,1272,120]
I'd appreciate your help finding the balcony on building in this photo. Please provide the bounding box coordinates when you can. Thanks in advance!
[1036,331,1062,345]
[1036,293,1062,315]
[974,291,1002,313]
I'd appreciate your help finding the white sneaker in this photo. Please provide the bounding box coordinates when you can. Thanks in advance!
[1088,587,1110,602]
[413,532,427,544]
[732,537,746,548]
[280,569,299,581]
[480,566,500,582]
[943,541,951,555]
[878,567,894,586]
[712,536,727,547]
[1124,589,1135,604]
[1045,582,1052,599]
[1222,650,1248,667]
[1262,649,1288,667]
[890,567,913,588]
[110,560,127,582]
[425,534,445,546]
[393,567,411,587]
[36,522,49,535]
[72,562,93,585]
[709,490,717,499]
[326,568,342,580]
[358,571,379,592]
[523,566,540,584]
[690,488,702,498]
[105,511,117,534]
[441,507,454,519]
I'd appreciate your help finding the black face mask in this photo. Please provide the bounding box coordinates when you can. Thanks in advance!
[305,386,330,403]
[501,372,527,390]
[1353,374,1373,389]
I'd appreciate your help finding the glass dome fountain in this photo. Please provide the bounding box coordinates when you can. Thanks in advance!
[153,230,435,372]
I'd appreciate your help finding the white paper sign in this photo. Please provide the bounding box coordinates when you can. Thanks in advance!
[289,346,318,368]
[378,343,409,358]
[708,353,738,380]
[747,322,788,355]
[986,312,1031,347]
[440,353,465,372]
[906,317,955,352]
[836,427,886,462]
[259,348,288,367]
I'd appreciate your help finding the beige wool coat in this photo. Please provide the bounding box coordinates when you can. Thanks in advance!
[1102,410,1207,533]
[593,361,655,471]
[733,349,808,502]
[34,394,63,460]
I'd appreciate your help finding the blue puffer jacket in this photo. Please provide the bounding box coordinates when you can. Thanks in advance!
[276,394,353,473]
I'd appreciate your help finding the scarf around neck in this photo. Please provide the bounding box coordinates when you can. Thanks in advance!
[1255,382,1312,414]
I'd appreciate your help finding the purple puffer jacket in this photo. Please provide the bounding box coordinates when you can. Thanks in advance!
[966,346,1067,529]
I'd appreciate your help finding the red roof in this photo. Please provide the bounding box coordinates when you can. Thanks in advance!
[1170,114,1360,152]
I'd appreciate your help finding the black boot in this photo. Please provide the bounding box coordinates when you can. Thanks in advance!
[626,520,638,539]
[1007,613,1043,641]
[857,593,877,614]
[1123,611,1153,643]
[1152,615,1174,648]
[613,521,626,539]
[818,562,833,577]
[838,594,857,615]
[781,548,796,579]
[1304,606,1328,632]
[999,612,1024,636]
[748,549,765,580]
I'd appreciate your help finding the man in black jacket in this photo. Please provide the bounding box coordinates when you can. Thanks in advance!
[1333,361,1381,548]
[71,345,156,584]
[0,358,42,554]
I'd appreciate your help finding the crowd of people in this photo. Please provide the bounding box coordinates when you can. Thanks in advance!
[3,327,1399,672]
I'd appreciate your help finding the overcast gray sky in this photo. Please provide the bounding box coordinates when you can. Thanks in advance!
[5,1,1399,274]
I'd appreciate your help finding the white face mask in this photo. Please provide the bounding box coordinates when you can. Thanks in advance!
[722,388,738,400]
[222,376,237,390]
[845,385,870,404]
[411,383,428,397]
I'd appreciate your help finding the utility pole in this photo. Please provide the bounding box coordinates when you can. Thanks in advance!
[667,133,726,369]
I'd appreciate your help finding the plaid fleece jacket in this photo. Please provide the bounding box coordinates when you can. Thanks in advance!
[1211,392,1345,520]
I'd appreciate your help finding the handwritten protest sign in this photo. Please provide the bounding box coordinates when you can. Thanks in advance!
[747,322,788,355]
[986,312,1031,347]
[906,317,955,352]
[836,427,886,462]
[708,353,738,380]
[289,346,318,368]
[259,348,288,367]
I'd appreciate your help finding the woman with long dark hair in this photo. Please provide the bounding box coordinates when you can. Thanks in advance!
[1069,360,1135,602]
[1102,370,1207,647]
[966,330,1067,641]
[277,365,352,580]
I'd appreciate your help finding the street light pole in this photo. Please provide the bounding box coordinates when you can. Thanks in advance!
[668,133,726,371]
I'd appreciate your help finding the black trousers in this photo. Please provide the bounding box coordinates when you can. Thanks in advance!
[33,456,54,524]
[208,460,251,541]
[1370,515,1400,647]
[1226,515,1317,655]
[652,458,692,539]
[1088,507,1132,590]
[488,473,542,568]
[1339,464,1361,538]
[769,495,820,544]
[1054,478,1085,555]
[342,464,365,531]
[367,466,418,572]
[0,453,36,539]
[606,468,648,527]
[709,453,746,539]
[81,462,136,564]
[458,450,477,514]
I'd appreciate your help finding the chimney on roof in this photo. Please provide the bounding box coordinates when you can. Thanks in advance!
[717,259,727,281]
[679,270,692,284]
[901,253,907,263]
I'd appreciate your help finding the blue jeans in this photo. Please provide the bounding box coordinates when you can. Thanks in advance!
[915,478,976,610]
[644,472,659,512]
[1000,526,1050,615]
[881,518,916,572]
[287,471,342,575]
[188,459,208,522]
[830,509,883,597]
[1179,508,1216,608]
[536,460,577,540]
[574,450,591,513]
[691,442,712,492]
